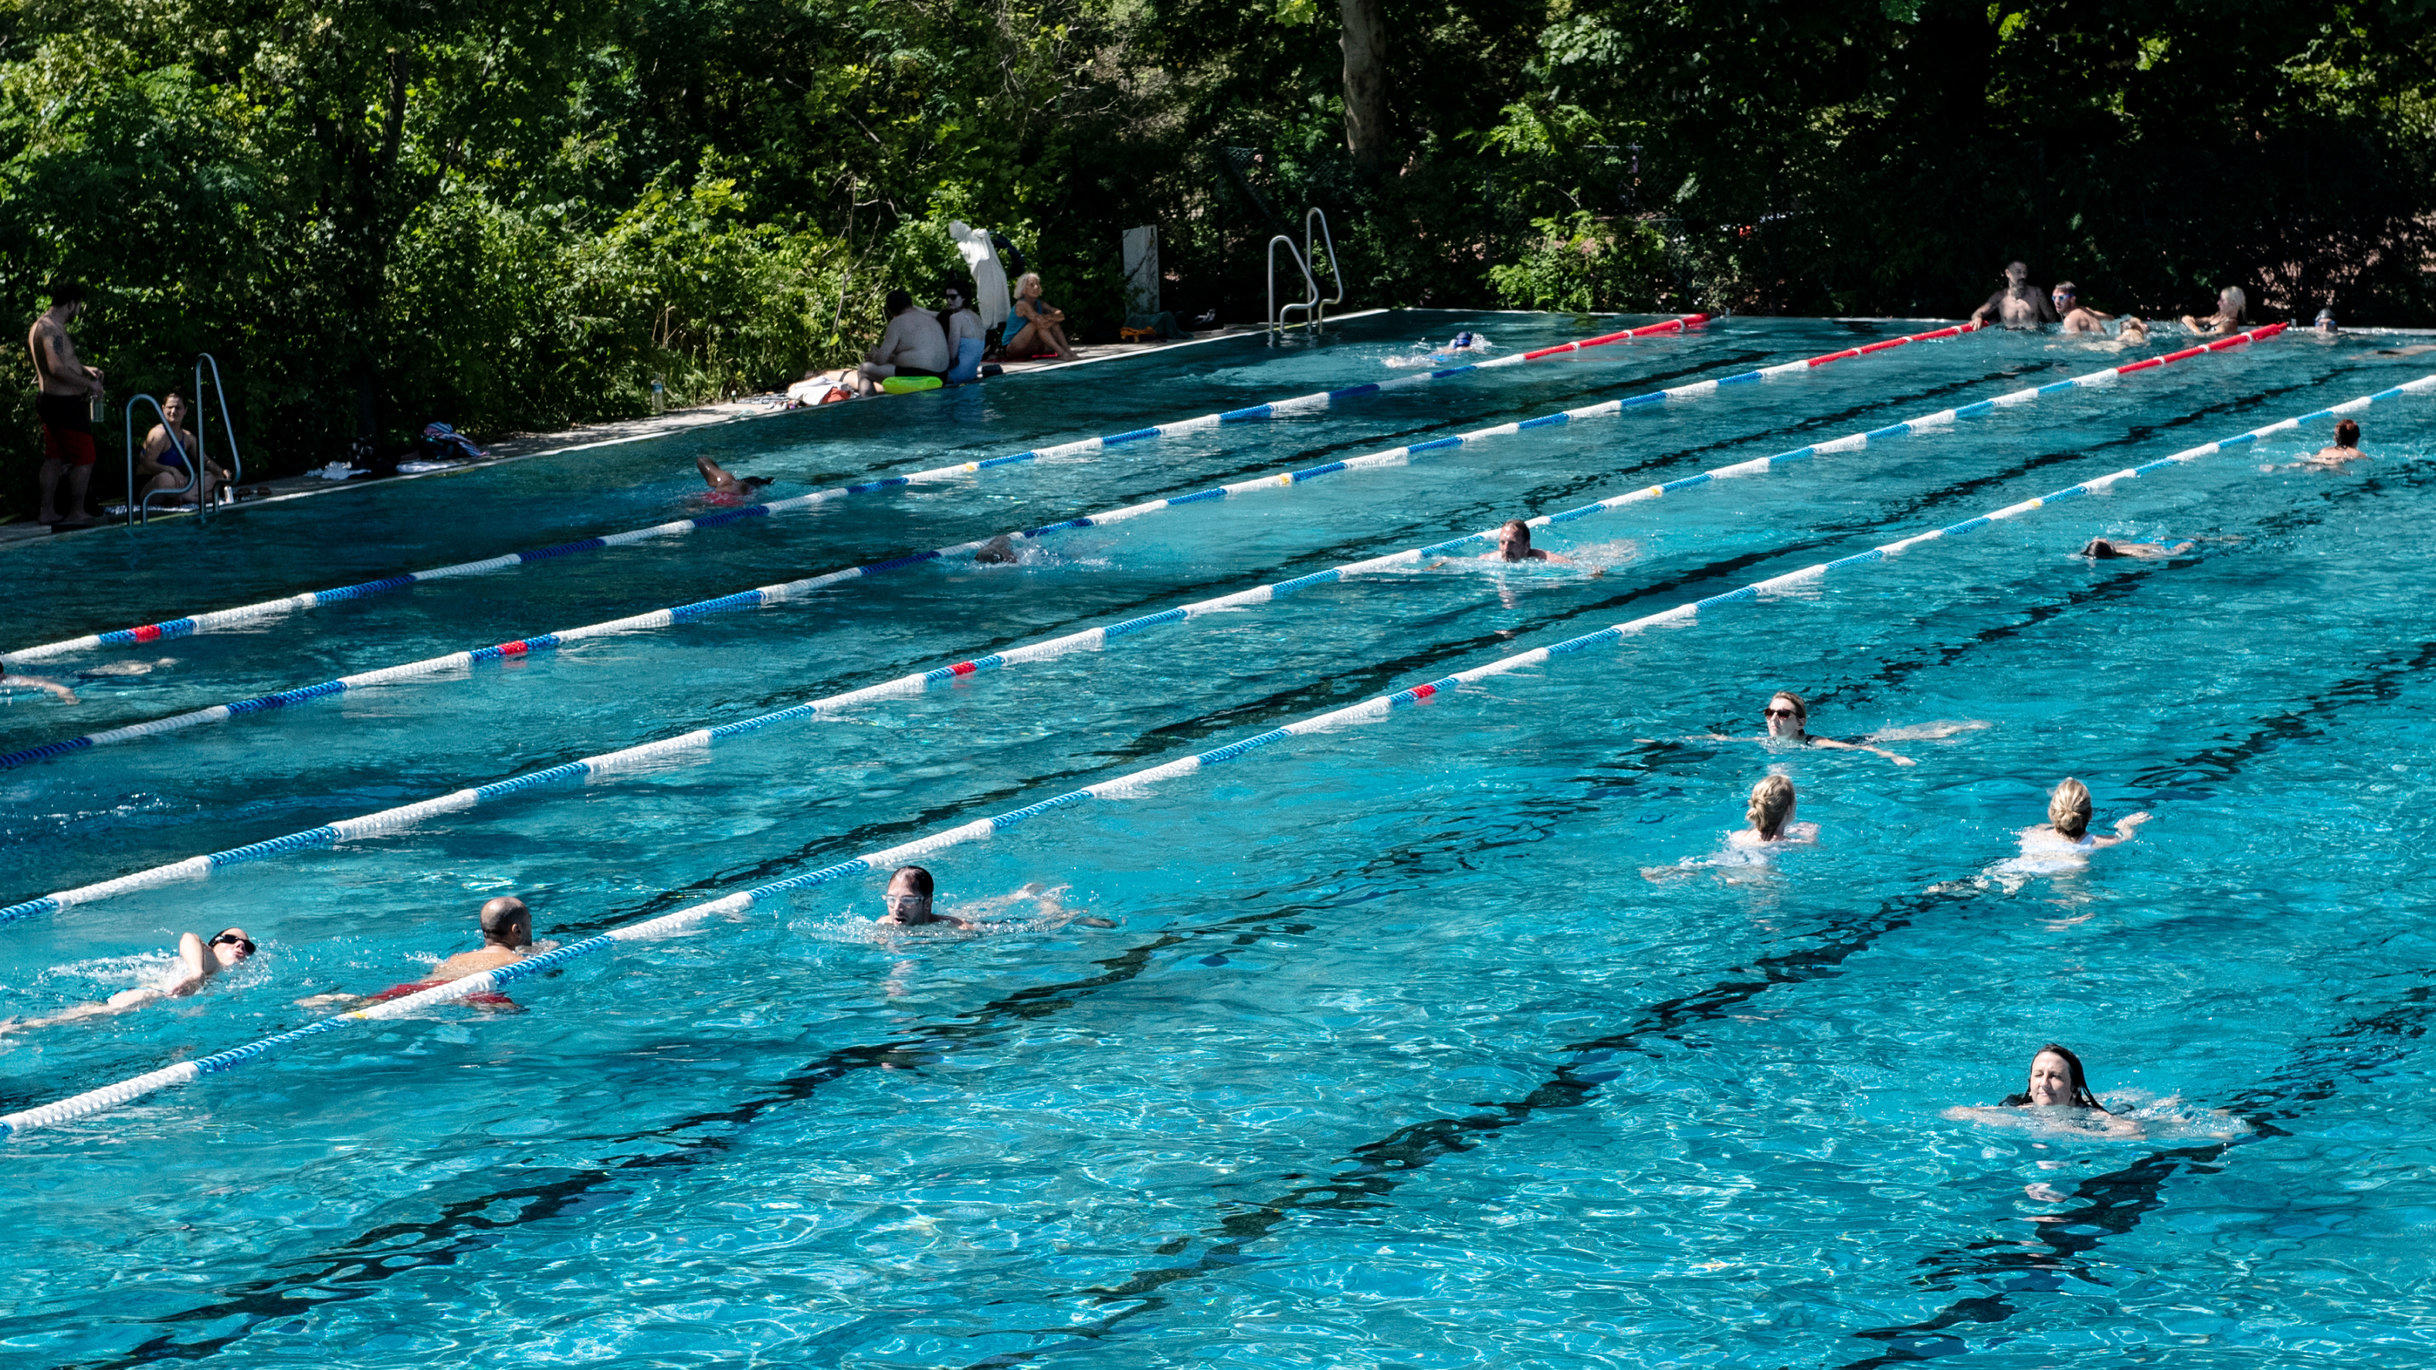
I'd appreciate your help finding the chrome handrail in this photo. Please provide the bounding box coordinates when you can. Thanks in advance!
[1303,208,1345,326]
[195,352,242,497]
[1268,234,1323,333]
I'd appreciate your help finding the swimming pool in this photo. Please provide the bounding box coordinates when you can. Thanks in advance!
[4,312,2433,1366]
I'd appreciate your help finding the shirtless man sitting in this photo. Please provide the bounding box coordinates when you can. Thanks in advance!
[1971,261,2059,328]
[2052,283,2114,335]
[0,928,254,1033]
[296,896,550,1010]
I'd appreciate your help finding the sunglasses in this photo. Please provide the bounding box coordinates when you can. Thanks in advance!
[211,931,256,954]
[1763,707,1801,719]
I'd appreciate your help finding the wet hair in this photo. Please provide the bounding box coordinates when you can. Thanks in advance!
[2080,538,2118,558]
[2335,419,2360,447]
[889,865,934,898]
[740,475,774,490]
[1499,518,1531,538]
[2049,778,2093,839]
[2219,285,2246,318]
[2053,280,2076,295]
[1747,774,1796,838]
[479,895,531,946]
[47,279,85,307]
[884,288,914,317]
[211,927,257,958]
[2002,1042,2106,1110]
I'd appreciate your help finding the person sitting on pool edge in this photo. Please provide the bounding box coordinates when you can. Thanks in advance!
[1733,774,1817,848]
[2020,777,2148,859]
[1708,690,1918,766]
[2080,536,2195,560]
[696,454,774,503]
[296,896,548,1010]
[0,927,255,1033]
[0,658,78,703]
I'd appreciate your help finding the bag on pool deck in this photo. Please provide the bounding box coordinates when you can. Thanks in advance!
[880,374,943,395]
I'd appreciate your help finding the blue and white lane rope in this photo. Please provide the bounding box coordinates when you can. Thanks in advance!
[0,321,2025,772]
[3,316,1707,665]
[5,374,2419,1140]
[2,319,2274,773]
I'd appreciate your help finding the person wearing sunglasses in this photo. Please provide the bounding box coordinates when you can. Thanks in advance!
[2052,282,2116,336]
[1711,690,1918,766]
[0,927,254,1033]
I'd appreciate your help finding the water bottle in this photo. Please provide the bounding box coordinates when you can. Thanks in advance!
[651,376,665,413]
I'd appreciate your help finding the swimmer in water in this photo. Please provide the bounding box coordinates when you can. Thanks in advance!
[2307,418,2365,468]
[296,896,552,1010]
[972,534,1020,565]
[1732,774,1817,848]
[2313,307,2337,333]
[697,454,774,501]
[0,658,77,703]
[875,865,1112,930]
[1488,519,1571,564]
[1941,1043,2140,1140]
[1971,261,2058,328]
[2052,283,2114,335]
[1706,690,1919,766]
[2180,285,2247,336]
[2020,777,2148,859]
[2079,537,2194,559]
[0,928,254,1033]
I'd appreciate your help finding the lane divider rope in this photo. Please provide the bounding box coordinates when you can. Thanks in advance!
[5,317,1706,664]
[4,370,2414,1139]
[0,319,2026,772]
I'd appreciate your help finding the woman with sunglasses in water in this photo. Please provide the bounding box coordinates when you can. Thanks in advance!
[0,928,254,1034]
[1707,690,1924,766]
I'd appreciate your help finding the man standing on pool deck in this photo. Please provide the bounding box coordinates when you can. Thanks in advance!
[1971,262,2059,328]
[28,280,105,528]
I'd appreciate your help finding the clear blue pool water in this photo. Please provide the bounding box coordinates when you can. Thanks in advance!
[4,311,2435,1367]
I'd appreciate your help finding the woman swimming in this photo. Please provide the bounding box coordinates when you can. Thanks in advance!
[1706,690,1920,766]
[2019,777,2148,859]
[1731,774,1818,848]
[2003,1043,2106,1110]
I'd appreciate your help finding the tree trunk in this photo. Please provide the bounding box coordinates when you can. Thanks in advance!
[1339,0,1388,173]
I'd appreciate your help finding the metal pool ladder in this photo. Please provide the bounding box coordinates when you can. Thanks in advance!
[1267,207,1345,335]
[122,354,245,525]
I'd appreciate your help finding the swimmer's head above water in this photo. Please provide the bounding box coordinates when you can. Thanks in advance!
[1495,519,1536,561]
[880,864,941,925]
[2048,778,2094,839]
[1746,774,1797,841]
[478,896,532,950]
[2002,1042,2106,1110]
[1762,690,1808,741]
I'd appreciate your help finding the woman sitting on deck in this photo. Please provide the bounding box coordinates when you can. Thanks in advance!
[1005,272,1078,361]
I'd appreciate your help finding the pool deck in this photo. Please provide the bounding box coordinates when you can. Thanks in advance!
[0,320,1299,550]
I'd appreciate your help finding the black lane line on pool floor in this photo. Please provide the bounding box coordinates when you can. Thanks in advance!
[1837,937,2436,1367]
[43,808,1575,1369]
[937,642,2436,1368]
[39,492,2411,1366]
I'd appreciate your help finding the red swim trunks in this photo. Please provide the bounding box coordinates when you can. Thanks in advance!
[36,394,94,468]
[366,979,517,1008]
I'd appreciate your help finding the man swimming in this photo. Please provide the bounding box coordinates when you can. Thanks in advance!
[972,534,1021,565]
[1489,519,1571,563]
[1971,262,2059,328]
[1706,690,1918,765]
[2052,283,2114,335]
[2079,537,2194,559]
[296,896,549,1010]
[0,658,77,703]
[0,928,254,1033]
[697,454,774,502]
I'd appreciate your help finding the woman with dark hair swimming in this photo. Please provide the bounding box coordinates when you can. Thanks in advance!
[2002,1043,2106,1111]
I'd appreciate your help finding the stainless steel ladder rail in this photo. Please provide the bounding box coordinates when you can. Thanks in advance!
[1303,208,1345,326]
[125,394,194,524]
[1268,233,1323,333]
[194,352,242,498]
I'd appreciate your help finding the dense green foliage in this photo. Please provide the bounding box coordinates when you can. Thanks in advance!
[1,0,2430,512]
